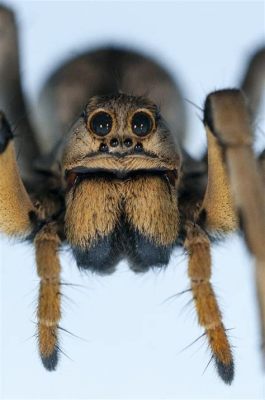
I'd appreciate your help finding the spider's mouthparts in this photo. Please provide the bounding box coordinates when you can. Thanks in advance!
[65,167,178,190]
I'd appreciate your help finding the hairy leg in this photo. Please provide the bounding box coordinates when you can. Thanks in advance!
[203,90,265,259]
[0,112,37,236]
[35,222,61,370]
[201,89,265,358]
[199,121,237,233]
[0,110,62,369]
[184,223,234,384]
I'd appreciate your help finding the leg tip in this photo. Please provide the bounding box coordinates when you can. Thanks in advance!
[0,112,13,153]
[41,348,59,371]
[214,357,234,385]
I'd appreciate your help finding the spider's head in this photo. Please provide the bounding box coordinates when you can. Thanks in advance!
[63,93,181,180]
[62,94,181,273]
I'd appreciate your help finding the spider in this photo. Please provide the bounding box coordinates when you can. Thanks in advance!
[0,5,264,385]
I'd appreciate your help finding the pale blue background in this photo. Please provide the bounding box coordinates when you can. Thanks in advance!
[0,1,265,399]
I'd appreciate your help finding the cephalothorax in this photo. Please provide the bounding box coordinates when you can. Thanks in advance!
[0,5,264,385]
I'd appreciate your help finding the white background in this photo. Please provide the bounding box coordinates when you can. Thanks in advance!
[0,1,265,399]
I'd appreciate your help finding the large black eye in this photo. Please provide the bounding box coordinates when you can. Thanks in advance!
[90,112,112,136]
[131,112,153,137]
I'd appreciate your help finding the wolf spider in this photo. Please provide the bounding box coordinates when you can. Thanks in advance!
[0,5,264,385]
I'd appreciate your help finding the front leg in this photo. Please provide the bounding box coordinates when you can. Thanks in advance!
[35,222,62,371]
[184,223,234,384]
[202,90,265,259]
[0,112,38,237]
[0,111,63,369]
[199,89,265,356]
[0,6,40,181]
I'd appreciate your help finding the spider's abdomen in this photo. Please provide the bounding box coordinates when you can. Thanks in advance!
[65,175,179,274]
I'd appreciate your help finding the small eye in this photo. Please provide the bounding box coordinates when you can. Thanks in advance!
[90,112,112,136]
[131,112,153,137]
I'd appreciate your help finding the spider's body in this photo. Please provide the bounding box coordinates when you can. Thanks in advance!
[0,6,264,385]
[63,92,180,274]
[32,48,194,275]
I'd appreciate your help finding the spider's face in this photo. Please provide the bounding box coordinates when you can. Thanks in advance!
[62,94,181,273]
[63,93,180,176]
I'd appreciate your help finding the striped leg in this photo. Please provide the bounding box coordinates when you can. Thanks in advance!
[184,223,234,384]
[35,223,61,370]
